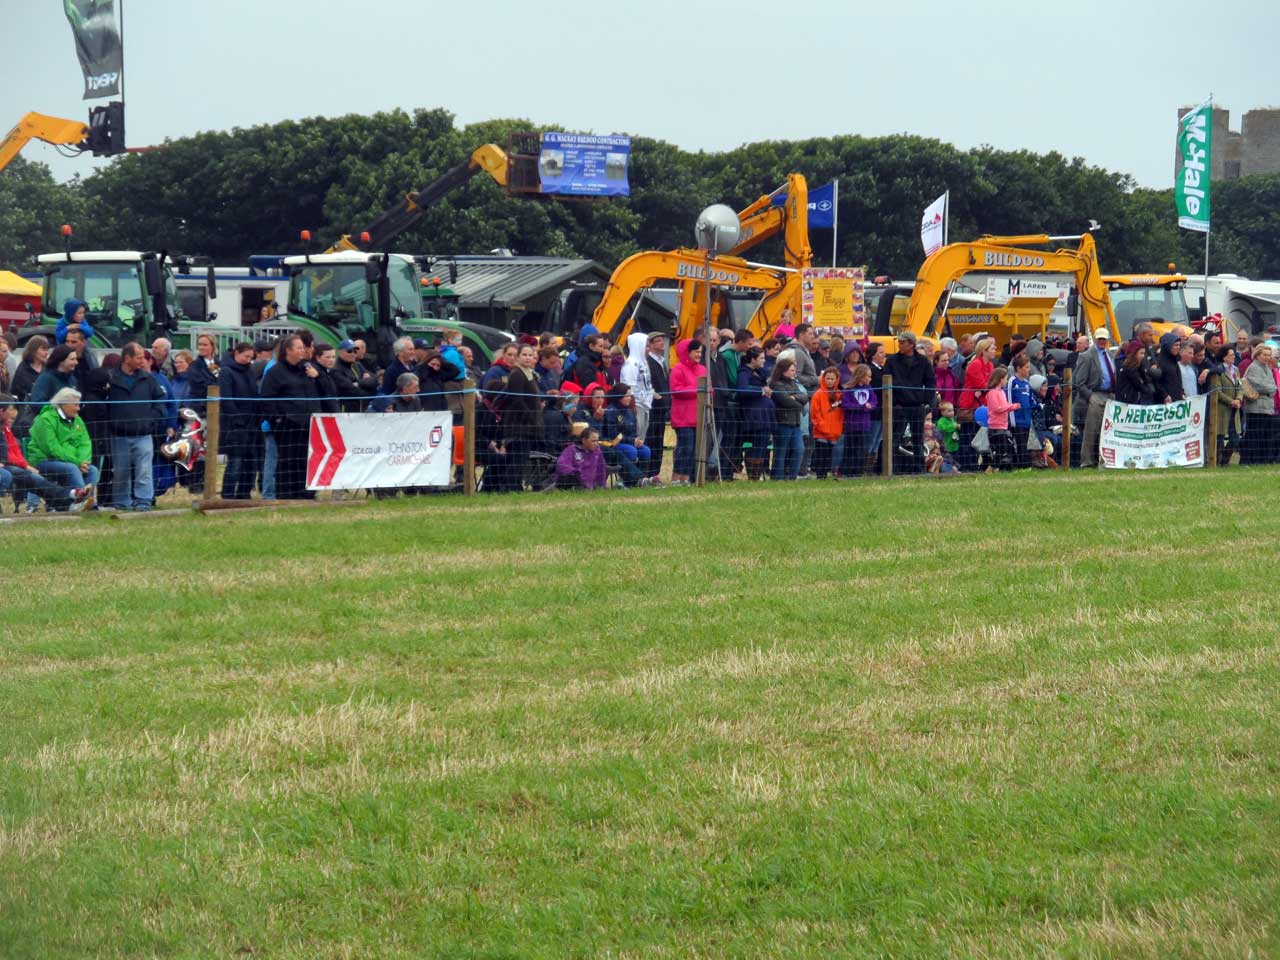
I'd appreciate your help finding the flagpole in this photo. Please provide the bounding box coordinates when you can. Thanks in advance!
[831,178,839,267]
[943,190,949,246]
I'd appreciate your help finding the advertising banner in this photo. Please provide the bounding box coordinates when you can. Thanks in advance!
[920,191,947,255]
[63,0,122,99]
[1176,100,1213,233]
[539,133,630,196]
[306,412,453,490]
[1100,396,1206,469]
[801,266,866,337]
[983,276,1070,307]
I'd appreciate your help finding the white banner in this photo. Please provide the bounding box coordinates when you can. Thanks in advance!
[983,277,1070,307]
[306,412,453,490]
[1100,396,1206,469]
[921,192,947,256]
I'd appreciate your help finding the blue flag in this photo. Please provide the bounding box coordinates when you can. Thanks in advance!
[769,181,836,228]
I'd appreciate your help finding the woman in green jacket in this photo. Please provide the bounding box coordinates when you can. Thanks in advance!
[27,387,99,493]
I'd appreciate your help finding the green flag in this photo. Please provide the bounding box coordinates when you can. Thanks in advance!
[1175,99,1212,233]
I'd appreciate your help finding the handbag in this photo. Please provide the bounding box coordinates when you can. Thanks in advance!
[1242,377,1260,402]
[970,426,990,453]
[1026,430,1043,452]
[955,407,975,424]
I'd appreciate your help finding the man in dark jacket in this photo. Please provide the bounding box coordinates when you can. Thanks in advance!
[884,331,936,474]
[331,339,378,413]
[218,342,261,500]
[106,342,169,510]
[258,334,321,500]
[567,334,611,389]
[704,328,735,480]
[644,334,670,479]
[381,337,419,396]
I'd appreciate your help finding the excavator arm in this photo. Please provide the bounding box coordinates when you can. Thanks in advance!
[593,248,790,344]
[329,143,511,253]
[726,173,812,269]
[902,233,1117,343]
[674,173,813,339]
[0,112,89,175]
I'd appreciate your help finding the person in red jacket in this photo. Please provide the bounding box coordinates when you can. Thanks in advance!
[668,339,706,485]
[957,336,996,469]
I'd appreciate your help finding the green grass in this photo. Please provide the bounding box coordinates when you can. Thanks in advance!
[2,469,1278,958]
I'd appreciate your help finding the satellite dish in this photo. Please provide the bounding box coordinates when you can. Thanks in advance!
[694,204,742,254]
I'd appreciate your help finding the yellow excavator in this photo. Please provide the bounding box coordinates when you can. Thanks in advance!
[1,105,125,174]
[321,144,512,253]
[595,173,813,344]
[872,232,1120,351]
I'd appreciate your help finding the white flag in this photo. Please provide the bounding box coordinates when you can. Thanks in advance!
[921,192,947,256]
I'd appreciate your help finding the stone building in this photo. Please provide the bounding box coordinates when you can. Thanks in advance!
[1175,106,1280,180]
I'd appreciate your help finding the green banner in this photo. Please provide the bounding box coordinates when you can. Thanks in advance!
[1175,100,1212,233]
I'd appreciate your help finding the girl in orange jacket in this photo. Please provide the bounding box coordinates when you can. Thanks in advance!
[811,366,844,479]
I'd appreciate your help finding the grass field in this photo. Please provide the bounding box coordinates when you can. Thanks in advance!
[3,469,1279,958]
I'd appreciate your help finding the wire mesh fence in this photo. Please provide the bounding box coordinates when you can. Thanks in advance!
[1,354,1274,515]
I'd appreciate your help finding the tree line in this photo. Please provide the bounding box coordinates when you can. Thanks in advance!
[3,107,1277,282]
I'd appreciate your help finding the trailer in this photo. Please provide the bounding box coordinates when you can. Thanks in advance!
[174,256,289,328]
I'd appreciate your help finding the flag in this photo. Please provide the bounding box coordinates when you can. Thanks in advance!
[63,0,123,100]
[769,181,836,228]
[921,192,947,255]
[1175,99,1212,233]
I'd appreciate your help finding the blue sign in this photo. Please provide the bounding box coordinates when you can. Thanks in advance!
[770,181,836,228]
[539,132,631,197]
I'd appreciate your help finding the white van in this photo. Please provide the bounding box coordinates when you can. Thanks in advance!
[175,256,289,328]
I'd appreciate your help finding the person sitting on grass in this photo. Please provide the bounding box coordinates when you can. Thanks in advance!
[573,385,649,487]
[0,394,93,513]
[26,387,99,495]
[554,425,607,490]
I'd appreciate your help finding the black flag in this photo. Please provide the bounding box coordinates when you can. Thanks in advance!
[63,0,123,100]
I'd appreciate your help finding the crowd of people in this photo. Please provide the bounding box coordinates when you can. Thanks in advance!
[4,299,1280,512]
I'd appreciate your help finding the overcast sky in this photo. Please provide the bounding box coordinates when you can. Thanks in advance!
[5,0,1277,193]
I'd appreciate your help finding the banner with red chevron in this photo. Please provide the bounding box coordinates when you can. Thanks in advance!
[306,412,453,490]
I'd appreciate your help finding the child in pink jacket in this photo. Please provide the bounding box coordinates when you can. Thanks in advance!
[983,365,1019,471]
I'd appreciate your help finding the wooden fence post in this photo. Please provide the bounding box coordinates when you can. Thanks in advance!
[462,379,476,496]
[881,375,893,478]
[202,385,220,506]
[1061,368,1073,470]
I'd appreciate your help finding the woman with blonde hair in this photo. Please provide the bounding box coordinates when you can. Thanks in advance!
[1242,344,1278,464]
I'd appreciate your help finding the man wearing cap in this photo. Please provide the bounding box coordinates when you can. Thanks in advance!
[884,330,936,474]
[412,338,432,368]
[1073,326,1116,468]
[250,339,274,385]
[332,339,378,412]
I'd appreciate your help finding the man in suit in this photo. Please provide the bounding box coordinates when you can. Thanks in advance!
[1074,326,1117,468]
